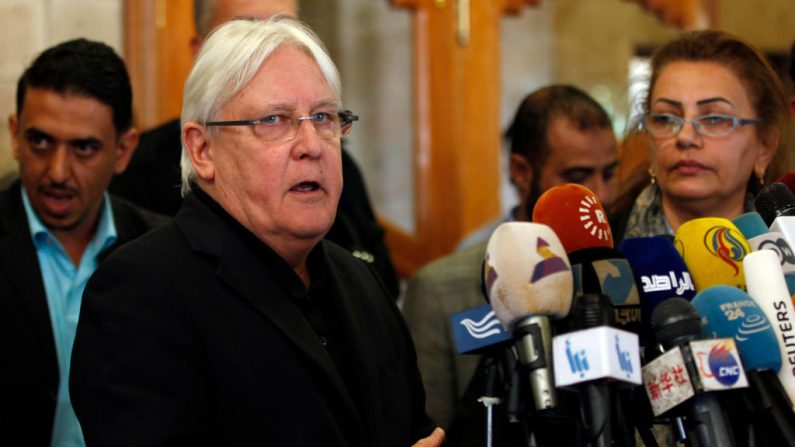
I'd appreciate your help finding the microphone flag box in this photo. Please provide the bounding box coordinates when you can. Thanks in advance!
[451,304,512,354]
[689,338,748,392]
[552,326,641,387]
[642,347,695,416]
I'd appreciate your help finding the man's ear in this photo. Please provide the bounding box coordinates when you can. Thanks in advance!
[8,113,19,160]
[183,122,215,183]
[113,128,139,174]
[509,153,533,198]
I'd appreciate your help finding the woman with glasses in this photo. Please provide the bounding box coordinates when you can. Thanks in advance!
[614,30,791,239]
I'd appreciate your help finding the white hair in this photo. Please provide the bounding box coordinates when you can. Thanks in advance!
[180,17,342,194]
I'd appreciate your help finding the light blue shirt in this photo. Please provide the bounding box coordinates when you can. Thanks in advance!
[22,189,117,447]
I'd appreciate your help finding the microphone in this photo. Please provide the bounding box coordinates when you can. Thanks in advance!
[755,185,795,277]
[533,184,641,335]
[643,298,741,446]
[734,211,795,297]
[483,222,574,411]
[743,249,795,405]
[619,235,696,345]
[552,294,641,447]
[532,183,612,253]
[692,286,795,445]
[673,217,750,291]
[733,212,795,275]
[755,182,795,227]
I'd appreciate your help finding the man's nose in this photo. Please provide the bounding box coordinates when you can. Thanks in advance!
[47,146,72,183]
[589,176,614,209]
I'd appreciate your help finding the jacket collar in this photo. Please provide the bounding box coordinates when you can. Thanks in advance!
[174,189,368,440]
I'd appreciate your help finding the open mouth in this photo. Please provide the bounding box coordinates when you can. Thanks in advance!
[290,181,320,192]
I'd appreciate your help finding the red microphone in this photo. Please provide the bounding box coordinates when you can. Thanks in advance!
[532,183,613,252]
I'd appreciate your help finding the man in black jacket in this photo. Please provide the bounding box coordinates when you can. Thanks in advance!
[71,18,443,447]
[110,0,400,298]
[0,39,168,446]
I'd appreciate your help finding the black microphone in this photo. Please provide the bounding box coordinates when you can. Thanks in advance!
[755,182,795,227]
[648,298,739,447]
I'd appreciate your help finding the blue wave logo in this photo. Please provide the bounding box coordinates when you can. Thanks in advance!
[735,314,772,342]
[459,310,503,339]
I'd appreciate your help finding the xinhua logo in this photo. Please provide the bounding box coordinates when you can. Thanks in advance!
[565,339,589,378]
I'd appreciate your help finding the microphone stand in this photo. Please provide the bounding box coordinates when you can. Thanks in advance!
[478,357,502,447]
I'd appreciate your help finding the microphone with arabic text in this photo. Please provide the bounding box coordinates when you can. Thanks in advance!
[533,184,641,335]
[743,249,795,406]
[483,222,574,412]
[644,298,742,446]
[673,217,751,291]
[552,293,641,447]
[693,285,795,445]
[619,235,696,345]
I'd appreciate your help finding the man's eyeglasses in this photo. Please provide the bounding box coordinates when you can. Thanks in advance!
[642,113,761,138]
[205,110,358,142]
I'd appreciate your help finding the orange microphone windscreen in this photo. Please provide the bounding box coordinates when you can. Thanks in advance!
[532,184,613,253]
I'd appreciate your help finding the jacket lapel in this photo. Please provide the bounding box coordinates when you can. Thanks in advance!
[174,193,366,437]
[0,183,59,387]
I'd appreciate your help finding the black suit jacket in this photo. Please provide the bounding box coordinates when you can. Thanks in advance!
[0,181,168,446]
[110,119,401,298]
[70,192,434,446]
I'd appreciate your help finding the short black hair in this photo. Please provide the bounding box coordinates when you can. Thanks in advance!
[16,38,133,135]
[507,85,612,210]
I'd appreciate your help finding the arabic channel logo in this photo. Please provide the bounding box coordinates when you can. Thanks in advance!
[704,226,747,276]
[578,194,611,242]
[459,310,503,339]
[615,335,633,375]
[566,339,589,378]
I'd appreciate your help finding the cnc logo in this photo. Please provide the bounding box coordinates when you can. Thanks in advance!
[704,226,747,276]
[578,194,611,242]
[531,237,569,283]
[697,342,742,386]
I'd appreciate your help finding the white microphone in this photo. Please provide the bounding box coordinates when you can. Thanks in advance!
[744,249,795,406]
[484,222,574,410]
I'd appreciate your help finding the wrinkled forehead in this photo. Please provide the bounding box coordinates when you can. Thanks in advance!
[219,44,338,115]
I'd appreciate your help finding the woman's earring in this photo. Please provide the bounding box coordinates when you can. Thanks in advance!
[648,168,657,185]
[757,169,765,186]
